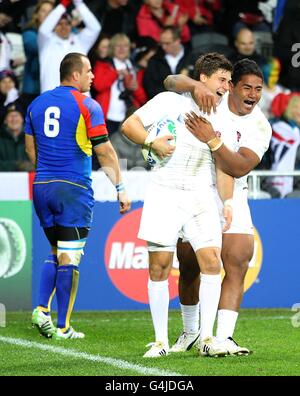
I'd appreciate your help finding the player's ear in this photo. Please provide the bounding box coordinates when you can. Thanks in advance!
[73,71,80,81]
[229,81,234,93]
[199,73,207,83]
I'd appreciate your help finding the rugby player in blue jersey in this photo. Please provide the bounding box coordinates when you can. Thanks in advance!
[25,52,131,340]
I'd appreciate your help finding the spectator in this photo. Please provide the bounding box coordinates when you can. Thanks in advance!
[268,94,300,197]
[92,33,147,134]
[0,0,27,34]
[38,0,100,92]
[260,57,290,119]
[88,33,111,68]
[174,0,221,35]
[229,28,266,68]
[87,0,138,42]
[0,69,19,121]
[133,37,157,69]
[222,0,271,39]
[21,0,54,105]
[0,103,34,172]
[143,26,189,99]
[133,36,157,99]
[0,24,12,71]
[136,0,190,45]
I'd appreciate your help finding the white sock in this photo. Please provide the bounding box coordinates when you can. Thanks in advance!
[199,273,221,340]
[180,303,200,334]
[148,278,169,347]
[216,309,239,342]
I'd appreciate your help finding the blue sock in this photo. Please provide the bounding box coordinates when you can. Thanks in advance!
[56,265,79,331]
[38,254,58,314]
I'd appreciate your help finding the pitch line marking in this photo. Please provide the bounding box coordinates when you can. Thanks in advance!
[0,336,183,376]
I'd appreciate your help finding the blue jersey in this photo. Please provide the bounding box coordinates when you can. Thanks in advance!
[25,86,108,186]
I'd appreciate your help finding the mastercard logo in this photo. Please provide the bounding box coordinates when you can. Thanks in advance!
[104,209,263,303]
[104,208,179,304]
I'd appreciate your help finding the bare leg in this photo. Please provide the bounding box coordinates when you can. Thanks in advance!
[177,240,200,305]
[216,233,254,353]
[219,233,254,311]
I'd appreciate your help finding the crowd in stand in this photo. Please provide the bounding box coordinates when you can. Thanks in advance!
[0,0,300,197]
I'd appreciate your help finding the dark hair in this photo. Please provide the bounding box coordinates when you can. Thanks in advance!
[161,26,181,41]
[193,52,233,80]
[5,102,24,118]
[0,69,18,88]
[60,53,87,81]
[134,40,158,65]
[232,59,263,85]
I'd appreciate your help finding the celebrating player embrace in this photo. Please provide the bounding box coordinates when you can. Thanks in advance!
[122,53,234,358]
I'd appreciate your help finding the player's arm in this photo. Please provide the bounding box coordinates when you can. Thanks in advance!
[184,112,260,177]
[93,140,131,214]
[121,114,175,159]
[164,74,217,114]
[25,134,37,167]
[215,166,234,232]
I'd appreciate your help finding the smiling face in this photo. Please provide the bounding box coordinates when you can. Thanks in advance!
[200,69,231,103]
[5,111,23,136]
[55,17,72,39]
[229,74,263,115]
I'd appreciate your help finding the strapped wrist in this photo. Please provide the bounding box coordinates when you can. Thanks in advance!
[143,134,155,149]
[207,136,223,152]
[223,198,233,207]
[116,183,125,193]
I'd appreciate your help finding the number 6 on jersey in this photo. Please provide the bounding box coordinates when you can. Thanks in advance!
[44,106,60,137]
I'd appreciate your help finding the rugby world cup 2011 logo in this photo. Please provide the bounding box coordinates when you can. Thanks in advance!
[104,208,179,304]
[0,218,26,279]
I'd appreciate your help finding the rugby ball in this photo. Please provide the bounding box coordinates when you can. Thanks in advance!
[142,117,177,166]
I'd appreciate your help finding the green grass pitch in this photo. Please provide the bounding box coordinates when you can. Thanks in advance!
[0,309,299,376]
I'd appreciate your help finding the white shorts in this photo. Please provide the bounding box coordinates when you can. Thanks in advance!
[219,188,254,235]
[138,182,222,252]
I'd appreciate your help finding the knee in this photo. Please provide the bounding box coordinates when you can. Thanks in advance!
[149,266,169,281]
[222,251,250,279]
[149,259,171,281]
[198,248,221,274]
[57,240,85,266]
[58,252,72,265]
[57,251,82,266]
